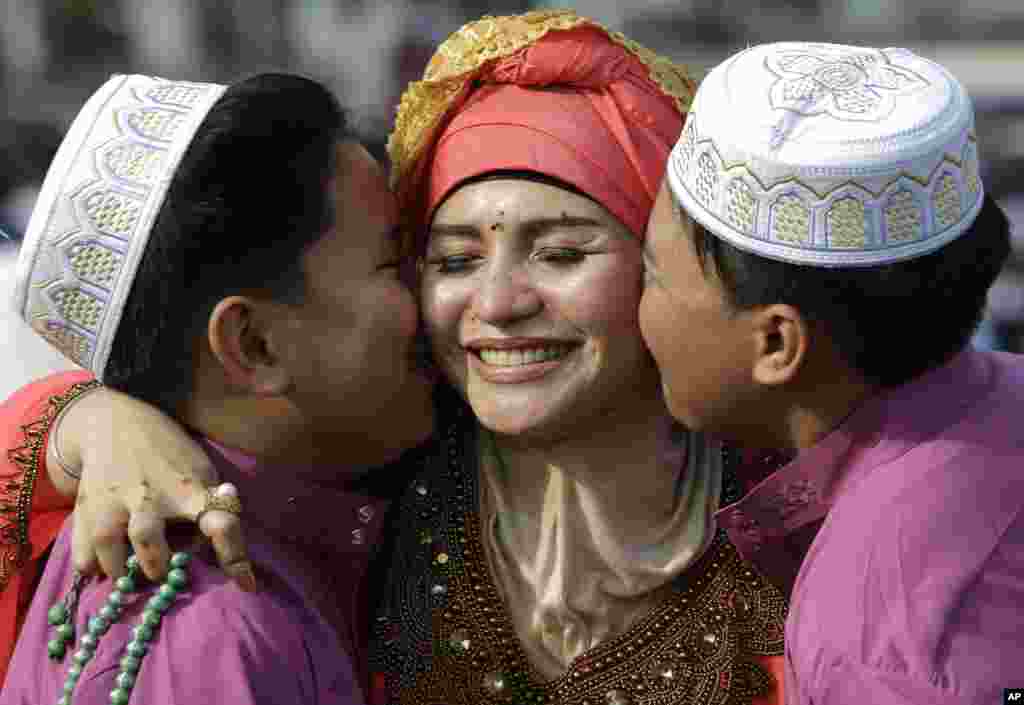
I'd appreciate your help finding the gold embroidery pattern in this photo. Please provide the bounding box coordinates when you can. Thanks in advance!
[771,195,811,245]
[387,9,698,201]
[0,380,101,594]
[369,399,788,705]
[67,242,124,291]
[884,190,923,242]
[51,287,104,333]
[404,521,786,705]
[826,197,867,249]
[932,173,961,230]
[31,318,93,369]
[725,180,757,235]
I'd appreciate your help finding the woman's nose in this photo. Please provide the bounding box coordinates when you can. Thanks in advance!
[472,267,542,325]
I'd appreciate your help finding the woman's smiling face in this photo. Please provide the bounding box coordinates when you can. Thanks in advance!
[420,176,661,441]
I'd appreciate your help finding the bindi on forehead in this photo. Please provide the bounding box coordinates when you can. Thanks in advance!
[483,208,507,232]
[487,211,574,234]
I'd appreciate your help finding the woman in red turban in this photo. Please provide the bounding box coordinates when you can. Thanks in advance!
[368,11,787,704]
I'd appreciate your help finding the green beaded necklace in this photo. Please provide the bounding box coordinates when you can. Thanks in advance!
[47,552,192,705]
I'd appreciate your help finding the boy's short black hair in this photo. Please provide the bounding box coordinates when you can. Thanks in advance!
[685,193,1012,387]
[103,73,352,415]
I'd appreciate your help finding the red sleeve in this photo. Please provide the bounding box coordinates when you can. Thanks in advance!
[0,370,95,687]
[751,654,785,705]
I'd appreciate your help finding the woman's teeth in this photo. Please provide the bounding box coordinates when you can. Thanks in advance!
[479,345,572,366]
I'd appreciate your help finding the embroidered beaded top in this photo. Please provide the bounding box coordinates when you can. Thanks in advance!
[368,395,788,705]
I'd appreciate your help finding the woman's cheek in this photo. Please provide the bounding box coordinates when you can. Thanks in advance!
[421,280,468,341]
[554,259,643,332]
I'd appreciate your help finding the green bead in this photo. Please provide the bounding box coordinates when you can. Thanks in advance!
[120,655,142,674]
[99,604,120,621]
[133,624,155,642]
[166,568,188,589]
[72,649,92,666]
[126,555,141,574]
[62,678,76,694]
[169,552,191,569]
[158,583,178,601]
[80,633,99,651]
[115,671,136,690]
[68,664,83,679]
[126,640,148,658]
[47,603,68,626]
[56,623,75,642]
[47,639,66,659]
[142,610,162,629]
[147,594,172,613]
[115,575,136,593]
[88,616,110,636]
[110,687,131,705]
[107,590,124,607]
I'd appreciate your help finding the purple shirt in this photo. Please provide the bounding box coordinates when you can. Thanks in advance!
[718,350,1024,704]
[1,438,391,705]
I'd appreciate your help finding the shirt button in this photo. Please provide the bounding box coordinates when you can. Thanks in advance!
[351,528,365,545]
[358,505,374,524]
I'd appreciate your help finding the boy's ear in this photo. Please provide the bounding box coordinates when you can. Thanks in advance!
[749,303,809,386]
[207,296,292,395]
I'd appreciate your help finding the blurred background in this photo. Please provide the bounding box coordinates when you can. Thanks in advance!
[2,0,1023,394]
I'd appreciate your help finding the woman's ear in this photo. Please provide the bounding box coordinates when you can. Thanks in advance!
[207,296,292,396]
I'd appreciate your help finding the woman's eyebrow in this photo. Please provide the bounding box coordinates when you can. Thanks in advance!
[430,216,605,239]
[426,215,610,250]
[427,223,481,241]
[521,215,605,235]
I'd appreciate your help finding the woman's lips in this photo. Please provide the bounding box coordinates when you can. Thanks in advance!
[467,344,578,384]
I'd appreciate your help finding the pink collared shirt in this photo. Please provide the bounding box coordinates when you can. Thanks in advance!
[1,437,392,705]
[717,350,1024,704]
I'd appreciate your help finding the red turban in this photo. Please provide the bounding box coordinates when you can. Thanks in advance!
[388,10,697,243]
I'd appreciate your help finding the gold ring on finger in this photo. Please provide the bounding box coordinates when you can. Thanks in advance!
[195,482,243,523]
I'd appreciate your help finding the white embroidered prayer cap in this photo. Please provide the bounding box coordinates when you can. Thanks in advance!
[667,42,983,267]
[12,74,227,380]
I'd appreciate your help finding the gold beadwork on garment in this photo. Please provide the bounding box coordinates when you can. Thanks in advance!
[396,513,787,705]
[1,380,102,594]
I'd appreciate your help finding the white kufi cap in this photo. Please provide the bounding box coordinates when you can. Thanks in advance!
[12,75,227,379]
[667,43,983,267]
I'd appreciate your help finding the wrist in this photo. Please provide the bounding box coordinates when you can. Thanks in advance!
[46,381,103,499]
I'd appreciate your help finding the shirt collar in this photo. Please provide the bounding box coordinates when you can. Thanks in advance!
[199,437,392,555]
[717,349,994,591]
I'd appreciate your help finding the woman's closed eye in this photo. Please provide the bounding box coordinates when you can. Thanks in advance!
[428,248,587,275]
[533,247,586,265]
[429,254,480,275]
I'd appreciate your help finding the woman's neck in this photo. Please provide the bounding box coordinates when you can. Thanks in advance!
[488,395,685,526]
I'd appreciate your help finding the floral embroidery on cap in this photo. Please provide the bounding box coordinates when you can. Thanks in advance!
[766,45,928,122]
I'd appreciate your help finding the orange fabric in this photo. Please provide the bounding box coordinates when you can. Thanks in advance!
[754,654,786,705]
[0,370,92,687]
[424,26,684,240]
